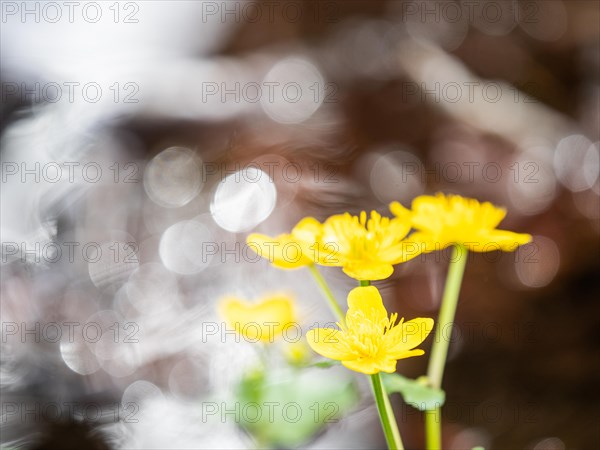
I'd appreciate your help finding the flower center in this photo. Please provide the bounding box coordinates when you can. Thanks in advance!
[345,313,399,358]
[347,330,383,358]
[346,212,390,259]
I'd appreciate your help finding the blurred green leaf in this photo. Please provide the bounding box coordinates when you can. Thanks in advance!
[236,368,358,448]
[237,366,266,404]
[381,373,445,411]
[308,360,341,369]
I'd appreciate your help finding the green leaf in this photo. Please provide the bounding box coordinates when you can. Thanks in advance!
[381,374,445,411]
[235,367,359,448]
[236,367,266,404]
[308,360,341,369]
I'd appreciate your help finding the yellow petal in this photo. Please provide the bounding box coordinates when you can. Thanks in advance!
[384,317,434,356]
[387,216,413,240]
[342,357,383,374]
[341,357,398,374]
[408,193,531,254]
[218,296,247,325]
[342,261,394,281]
[375,358,399,373]
[306,328,356,360]
[246,233,311,268]
[389,201,412,222]
[218,297,261,341]
[346,286,388,329]
[246,232,280,261]
[470,230,532,252]
[253,295,296,324]
[379,241,423,264]
[388,349,425,361]
[320,214,357,256]
[291,217,322,242]
[408,232,449,253]
[479,202,507,228]
[411,195,444,232]
[313,242,344,266]
[218,295,296,343]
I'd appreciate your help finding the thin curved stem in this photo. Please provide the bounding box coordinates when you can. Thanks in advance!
[371,373,404,450]
[425,244,468,449]
[307,264,344,320]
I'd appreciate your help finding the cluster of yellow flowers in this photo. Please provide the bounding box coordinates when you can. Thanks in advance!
[247,193,531,281]
[221,193,531,375]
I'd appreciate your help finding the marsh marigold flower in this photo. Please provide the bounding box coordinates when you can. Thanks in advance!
[306,286,433,374]
[219,294,296,343]
[390,193,531,253]
[315,211,420,281]
[247,217,322,269]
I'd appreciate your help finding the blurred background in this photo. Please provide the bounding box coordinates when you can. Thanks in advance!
[1,0,599,449]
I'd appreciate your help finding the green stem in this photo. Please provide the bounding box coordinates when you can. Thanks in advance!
[425,243,468,449]
[357,279,404,449]
[308,274,404,449]
[427,244,468,386]
[424,410,441,450]
[371,373,404,450]
[307,264,344,320]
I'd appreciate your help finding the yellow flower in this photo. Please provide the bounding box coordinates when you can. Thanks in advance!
[218,294,296,343]
[247,217,322,269]
[306,286,433,375]
[390,193,531,252]
[316,211,420,281]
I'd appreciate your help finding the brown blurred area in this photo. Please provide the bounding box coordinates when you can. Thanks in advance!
[119,1,600,448]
